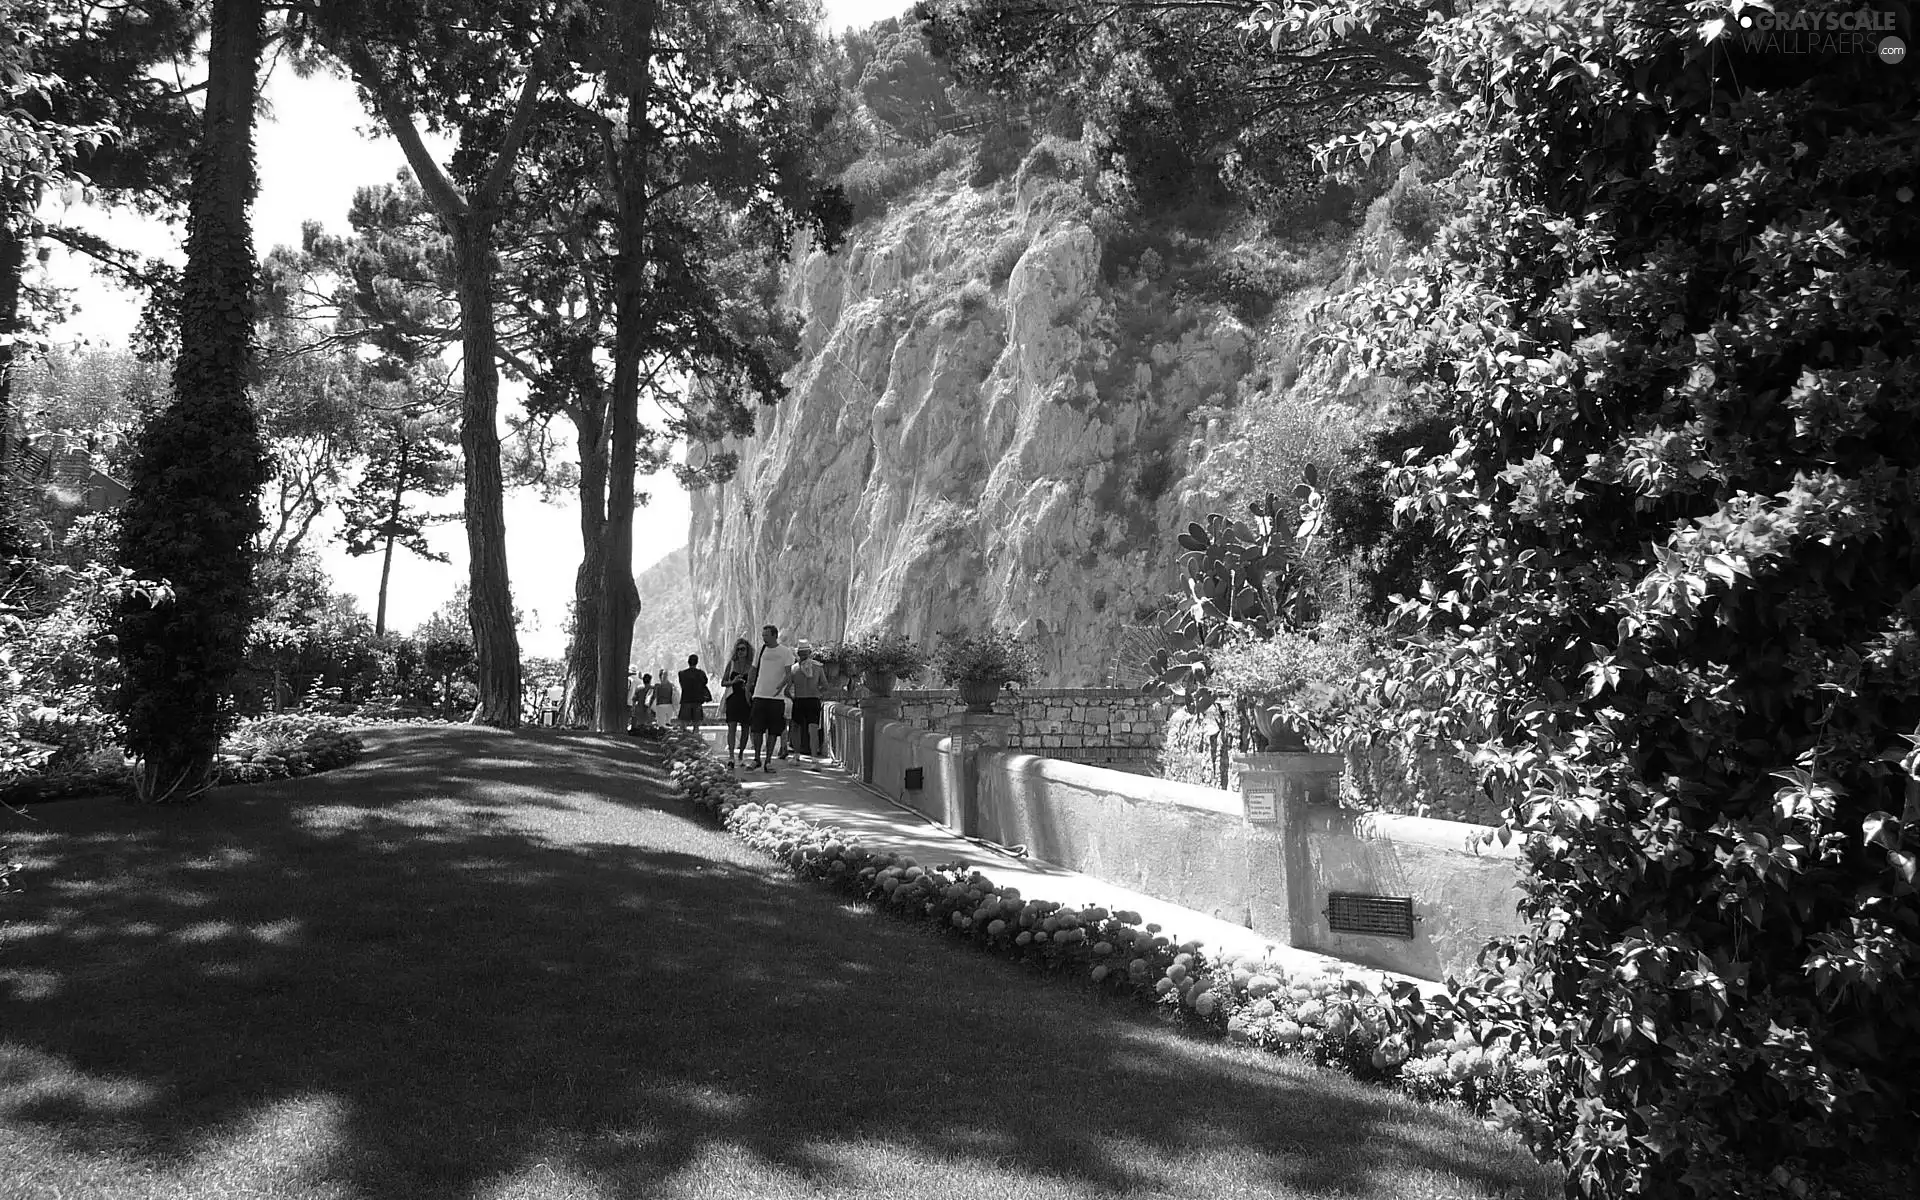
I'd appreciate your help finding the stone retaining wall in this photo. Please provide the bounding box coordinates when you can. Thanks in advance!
[846,706,1525,981]
[890,688,1165,774]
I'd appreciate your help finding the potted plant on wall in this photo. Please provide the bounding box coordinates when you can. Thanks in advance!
[1208,623,1367,753]
[813,641,850,694]
[838,632,929,698]
[932,626,1040,713]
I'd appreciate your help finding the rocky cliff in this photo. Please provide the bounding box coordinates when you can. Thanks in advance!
[627,546,697,680]
[687,142,1388,685]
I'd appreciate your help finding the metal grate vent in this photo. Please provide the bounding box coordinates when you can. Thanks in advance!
[1326,893,1416,939]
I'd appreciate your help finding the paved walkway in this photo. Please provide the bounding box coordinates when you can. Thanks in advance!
[699,730,1424,990]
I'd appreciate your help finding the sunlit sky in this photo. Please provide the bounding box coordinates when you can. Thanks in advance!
[33,0,911,658]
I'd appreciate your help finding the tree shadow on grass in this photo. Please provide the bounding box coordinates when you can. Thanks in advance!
[0,726,1558,1200]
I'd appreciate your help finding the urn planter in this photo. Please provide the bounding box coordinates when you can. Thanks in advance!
[958,678,1005,713]
[863,670,897,698]
[1250,700,1310,753]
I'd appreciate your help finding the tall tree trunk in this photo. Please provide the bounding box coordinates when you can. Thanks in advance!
[376,532,395,636]
[594,341,641,732]
[334,37,553,732]
[114,0,266,801]
[374,437,406,637]
[0,213,24,561]
[594,10,656,734]
[566,406,607,726]
[452,224,521,726]
[0,213,23,474]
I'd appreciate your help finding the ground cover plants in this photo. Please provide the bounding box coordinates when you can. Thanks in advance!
[0,712,370,804]
[658,726,1558,1140]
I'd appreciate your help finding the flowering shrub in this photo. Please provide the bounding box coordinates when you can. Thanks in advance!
[1295,0,1920,1193]
[837,631,930,684]
[657,726,1554,1134]
[930,626,1039,686]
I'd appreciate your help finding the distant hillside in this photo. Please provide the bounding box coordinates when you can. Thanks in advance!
[628,546,700,679]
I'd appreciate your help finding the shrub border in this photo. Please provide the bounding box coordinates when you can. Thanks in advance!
[657,726,1555,1132]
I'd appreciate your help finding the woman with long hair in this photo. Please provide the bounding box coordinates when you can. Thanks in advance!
[720,637,756,767]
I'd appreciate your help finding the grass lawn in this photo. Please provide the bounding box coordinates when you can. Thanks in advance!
[0,725,1559,1200]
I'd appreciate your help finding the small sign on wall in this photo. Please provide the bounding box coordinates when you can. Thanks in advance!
[1245,790,1278,823]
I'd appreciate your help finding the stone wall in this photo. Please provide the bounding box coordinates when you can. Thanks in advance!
[890,688,1164,774]
[848,711,1526,981]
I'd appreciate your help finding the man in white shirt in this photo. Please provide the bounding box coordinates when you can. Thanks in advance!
[748,623,796,772]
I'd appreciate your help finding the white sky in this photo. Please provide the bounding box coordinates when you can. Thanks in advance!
[32,1,912,658]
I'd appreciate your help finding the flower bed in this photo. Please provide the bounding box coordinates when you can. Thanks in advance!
[657,727,1554,1137]
[208,714,366,786]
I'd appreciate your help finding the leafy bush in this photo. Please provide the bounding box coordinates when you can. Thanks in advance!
[984,232,1027,285]
[968,116,1033,188]
[209,714,363,786]
[930,626,1038,686]
[1208,621,1371,742]
[838,136,970,224]
[955,279,991,318]
[1011,134,1084,194]
[1315,1,1920,1195]
[1173,260,1286,324]
[838,631,930,683]
[1145,470,1327,717]
[3,559,169,790]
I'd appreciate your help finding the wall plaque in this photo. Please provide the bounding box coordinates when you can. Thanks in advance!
[1245,790,1277,822]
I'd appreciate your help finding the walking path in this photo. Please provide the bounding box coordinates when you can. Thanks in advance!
[699,729,1425,990]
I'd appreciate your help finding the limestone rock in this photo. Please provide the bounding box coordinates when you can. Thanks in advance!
[689,164,1258,685]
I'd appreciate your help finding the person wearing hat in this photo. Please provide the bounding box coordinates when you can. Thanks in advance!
[787,638,827,762]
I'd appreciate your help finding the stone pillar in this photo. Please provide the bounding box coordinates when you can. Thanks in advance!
[946,711,1017,839]
[856,697,901,785]
[1235,752,1344,950]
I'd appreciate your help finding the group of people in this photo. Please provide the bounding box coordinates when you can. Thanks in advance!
[714,624,828,773]
[624,624,828,774]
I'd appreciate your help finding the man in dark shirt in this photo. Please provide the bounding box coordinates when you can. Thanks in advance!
[676,655,711,724]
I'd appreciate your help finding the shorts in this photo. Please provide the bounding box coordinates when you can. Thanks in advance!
[790,697,822,728]
[677,701,705,723]
[749,696,787,737]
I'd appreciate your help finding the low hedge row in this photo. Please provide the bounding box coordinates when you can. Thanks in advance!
[0,715,369,802]
[659,727,1556,1131]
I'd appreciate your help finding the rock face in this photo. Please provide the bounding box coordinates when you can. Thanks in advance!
[628,546,697,680]
[689,155,1266,685]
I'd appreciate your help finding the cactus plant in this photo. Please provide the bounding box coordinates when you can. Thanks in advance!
[1145,466,1326,716]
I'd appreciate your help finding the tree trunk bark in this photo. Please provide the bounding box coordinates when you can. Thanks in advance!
[0,212,23,563]
[594,13,656,733]
[374,437,406,637]
[121,0,266,801]
[376,532,395,636]
[0,213,23,476]
[566,407,607,727]
[451,223,521,726]
[593,338,640,729]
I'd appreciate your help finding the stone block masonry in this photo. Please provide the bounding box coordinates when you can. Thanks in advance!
[891,688,1166,773]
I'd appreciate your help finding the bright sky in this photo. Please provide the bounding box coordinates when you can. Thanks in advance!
[33,1,912,659]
